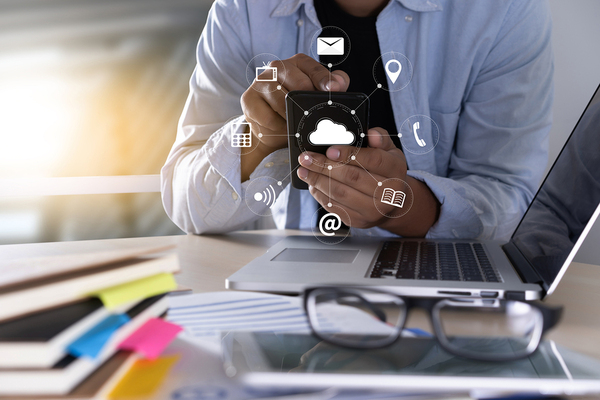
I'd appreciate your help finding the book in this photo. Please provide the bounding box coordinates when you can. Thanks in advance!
[0,297,141,368]
[380,188,406,208]
[0,295,169,396]
[0,254,179,322]
[0,245,175,289]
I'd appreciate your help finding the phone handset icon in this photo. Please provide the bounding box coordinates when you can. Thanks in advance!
[412,122,426,147]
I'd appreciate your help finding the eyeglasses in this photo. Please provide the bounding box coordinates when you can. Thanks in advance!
[303,287,562,362]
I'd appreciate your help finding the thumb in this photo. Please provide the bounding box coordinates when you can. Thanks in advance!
[367,127,396,151]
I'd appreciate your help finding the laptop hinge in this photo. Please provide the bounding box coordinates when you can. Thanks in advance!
[502,242,547,290]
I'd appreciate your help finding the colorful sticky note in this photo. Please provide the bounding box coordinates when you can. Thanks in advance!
[68,314,131,359]
[94,273,177,309]
[118,318,182,360]
[107,354,180,399]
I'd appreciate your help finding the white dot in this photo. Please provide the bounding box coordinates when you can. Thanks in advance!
[258,133,263,138]
[328,63,332,68]
[398,133,402,138]
[328,100,332,105]
[350,110,355,115]
[377,83,382,88]
[254,192,263,201]
[327,202,332,207]
[327,165,332,170]
[351,155,356,160]
[277,181,282,186]
[360,133,365,138]
[295,133,300,138]
[377,182,382,187]
[277,85,281,90]
[304,111,309,115]
[304,155,309,160]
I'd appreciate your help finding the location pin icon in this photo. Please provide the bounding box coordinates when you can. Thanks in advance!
[385,59,402,84]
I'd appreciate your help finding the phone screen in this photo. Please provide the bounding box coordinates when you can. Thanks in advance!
[285,91,369,189]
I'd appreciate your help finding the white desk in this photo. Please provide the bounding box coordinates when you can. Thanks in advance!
[1,229,598,361]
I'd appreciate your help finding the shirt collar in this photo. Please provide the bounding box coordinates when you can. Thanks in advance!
[272,0,443,18]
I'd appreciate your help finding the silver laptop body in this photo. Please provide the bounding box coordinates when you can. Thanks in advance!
[227,84,600,300]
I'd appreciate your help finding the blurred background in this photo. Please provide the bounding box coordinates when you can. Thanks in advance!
[0,0,599,263]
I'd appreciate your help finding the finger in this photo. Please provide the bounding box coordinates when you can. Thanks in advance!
[271,57,319,92]
[299,152,383,197]
[286,54,350,92]
[304,166,375,211]
[330,70,350,92]
[241,94,287,134]
[324,145,407,179]
[367,127,397,151]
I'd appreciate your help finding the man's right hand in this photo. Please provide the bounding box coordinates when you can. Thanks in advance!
[239,53,349,181]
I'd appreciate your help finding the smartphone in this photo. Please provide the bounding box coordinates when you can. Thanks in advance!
[285,91,369,190]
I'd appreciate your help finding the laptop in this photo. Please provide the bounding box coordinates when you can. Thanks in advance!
[226,84,600,300]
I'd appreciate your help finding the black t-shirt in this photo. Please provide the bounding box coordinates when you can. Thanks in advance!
[314,0,399,147]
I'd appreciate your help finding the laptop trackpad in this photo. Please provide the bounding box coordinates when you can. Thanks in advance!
[271,248,359,264]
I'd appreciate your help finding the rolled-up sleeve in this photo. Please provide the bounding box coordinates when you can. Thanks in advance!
[420,0,554,240]
[161,0,290,234]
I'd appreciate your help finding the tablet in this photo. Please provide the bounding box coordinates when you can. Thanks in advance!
[221,332,600,396]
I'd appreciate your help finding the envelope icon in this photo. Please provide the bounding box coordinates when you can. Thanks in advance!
[317,37,344,56]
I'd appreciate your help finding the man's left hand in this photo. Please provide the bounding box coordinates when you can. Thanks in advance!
[297,127,440,237]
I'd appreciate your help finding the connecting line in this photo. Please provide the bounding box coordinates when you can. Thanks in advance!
[355,86,379,111]
[328,166,331,205]
[280,161,301,183]
[286,94,305,113]
[353,158,379,183]
[328,69,332,101]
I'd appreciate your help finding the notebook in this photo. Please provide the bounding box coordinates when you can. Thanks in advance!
[0,253,179,322]
[0,294,168,396]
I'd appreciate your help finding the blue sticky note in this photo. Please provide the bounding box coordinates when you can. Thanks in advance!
[68,314,131,359]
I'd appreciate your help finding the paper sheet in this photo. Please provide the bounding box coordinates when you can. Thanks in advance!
[118,318,182,360]
[95,273,176,309]
[166,291,411,353]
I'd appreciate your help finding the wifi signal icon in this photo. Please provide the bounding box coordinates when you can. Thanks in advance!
[253,185,277,207]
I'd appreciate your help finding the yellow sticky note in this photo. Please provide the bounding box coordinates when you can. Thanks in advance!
[95,273,177,309]
[108,354,180,399]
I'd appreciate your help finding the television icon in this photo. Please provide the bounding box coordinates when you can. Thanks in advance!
[256,65,277,82]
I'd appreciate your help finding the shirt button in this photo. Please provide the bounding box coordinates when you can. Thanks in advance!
[232,192,239,201]
[405,15,413,22]
[297,19,304,27]
[265,162,274,168]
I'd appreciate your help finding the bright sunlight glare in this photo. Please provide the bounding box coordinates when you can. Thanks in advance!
[0,76,75,178]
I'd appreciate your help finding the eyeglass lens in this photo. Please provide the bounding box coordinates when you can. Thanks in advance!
[435,299,544,359]
[309,289,406,348]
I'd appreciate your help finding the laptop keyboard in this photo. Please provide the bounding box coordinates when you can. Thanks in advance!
[369,241,500,282]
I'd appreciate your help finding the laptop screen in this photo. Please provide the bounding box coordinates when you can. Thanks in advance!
[511,84,600,289]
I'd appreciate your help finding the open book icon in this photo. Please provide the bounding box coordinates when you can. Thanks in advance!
[381,188,406,208]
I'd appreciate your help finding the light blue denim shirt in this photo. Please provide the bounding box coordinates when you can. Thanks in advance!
[161,0,554,240]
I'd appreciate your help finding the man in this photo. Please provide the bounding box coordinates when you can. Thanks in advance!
[161,0,553,240]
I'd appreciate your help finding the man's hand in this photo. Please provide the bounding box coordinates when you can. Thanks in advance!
[297,128,440,237]
[239,54,349,181]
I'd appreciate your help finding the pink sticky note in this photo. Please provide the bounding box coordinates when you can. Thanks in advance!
[118,318,182,360]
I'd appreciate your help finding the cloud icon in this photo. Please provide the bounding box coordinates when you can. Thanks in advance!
[307,118,356,146]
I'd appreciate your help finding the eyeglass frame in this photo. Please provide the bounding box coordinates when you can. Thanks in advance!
[303,286,563,362]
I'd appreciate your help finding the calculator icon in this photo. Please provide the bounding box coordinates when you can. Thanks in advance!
[231,122,252,148]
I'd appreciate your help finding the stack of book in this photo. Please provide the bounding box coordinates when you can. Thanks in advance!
[0,245,182,398]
